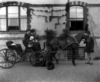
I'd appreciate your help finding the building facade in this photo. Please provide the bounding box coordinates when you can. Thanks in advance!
[0,0,100,59]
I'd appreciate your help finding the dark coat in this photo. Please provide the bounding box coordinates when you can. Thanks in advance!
[31,42,41,51]
[23,33,30,47]
[84,37,94,53]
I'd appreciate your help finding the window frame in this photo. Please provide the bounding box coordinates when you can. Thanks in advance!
[70,6,83,19]
[69,5,84,31]
[7,6,20,31]
[0,6,27,32]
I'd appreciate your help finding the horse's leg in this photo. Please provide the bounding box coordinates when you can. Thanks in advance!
[72,46,79,66]
[71,48,76,66]
[72,53,76,66]
[67,46,76,66]
[52,52,58,64]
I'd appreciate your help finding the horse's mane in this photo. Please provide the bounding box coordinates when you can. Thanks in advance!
[44,29,56,42]
[74,32,84,43]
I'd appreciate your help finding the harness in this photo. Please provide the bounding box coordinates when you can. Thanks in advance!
[73,36,78,44]
[45,36,79,53]
[61,36,79,50]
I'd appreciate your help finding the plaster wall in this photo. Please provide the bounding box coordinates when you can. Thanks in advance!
[0,0,100,59]
[1,0,100,4]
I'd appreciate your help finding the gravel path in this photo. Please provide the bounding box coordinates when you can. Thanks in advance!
[0,60,100,82]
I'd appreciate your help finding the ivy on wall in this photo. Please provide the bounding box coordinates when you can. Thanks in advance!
[0,1,29,7]
[0,1,68,29]
[0,1,33,30]
[31,7,66,23]
[27,6,33,29]
[0,1,88,30]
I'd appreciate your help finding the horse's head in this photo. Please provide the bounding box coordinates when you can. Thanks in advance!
[74,31,89,43]
[82,31,91,39]
[82,31,92,43]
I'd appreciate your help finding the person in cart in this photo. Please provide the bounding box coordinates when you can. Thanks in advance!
[29,29,41,51]
[23,29,31,49]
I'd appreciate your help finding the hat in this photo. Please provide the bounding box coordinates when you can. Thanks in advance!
[86,31,91,34]
[31,29,36,33]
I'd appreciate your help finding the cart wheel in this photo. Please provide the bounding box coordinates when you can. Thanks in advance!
[30,52,38,66]
[38,55,46,67]
[30,51,46,67]
[0,49,16,69]
[15,53,22,63]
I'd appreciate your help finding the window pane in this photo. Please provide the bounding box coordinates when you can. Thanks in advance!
[0,19,6,31]
[8,18,19,31]
[77,6,83,18]
[0,7,6,18]
[20,19,27,31]
[70,6,77,18]
[8,7,19,31]
[8,6,18,18]
[70,6,83,18]
[8,18,19,26]
[20,7,27,31]
[20,7,27,18]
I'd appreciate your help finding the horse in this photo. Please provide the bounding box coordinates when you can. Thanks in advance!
[46,31,87,66]
[45,39,59,64]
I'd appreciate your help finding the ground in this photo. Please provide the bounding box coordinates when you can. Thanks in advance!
[0,60,100,82]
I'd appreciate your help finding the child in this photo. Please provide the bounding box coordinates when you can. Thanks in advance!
[84,31,94,65]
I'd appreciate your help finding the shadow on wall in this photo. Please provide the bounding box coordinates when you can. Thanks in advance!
[93,41,100,60]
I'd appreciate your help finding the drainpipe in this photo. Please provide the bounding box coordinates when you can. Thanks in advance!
[66,0,70,31]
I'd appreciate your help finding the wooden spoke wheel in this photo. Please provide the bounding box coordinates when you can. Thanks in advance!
[15,55,22,63]
[0,49,16,69]
[30,51,46,67]
[30,52,38,66]
[38,55,46,67]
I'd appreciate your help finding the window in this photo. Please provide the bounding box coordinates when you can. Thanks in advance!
[70,6,83,19]
[0,6,27,31]
[0,7,6,31]
[70,6,84,31]
[8,6,19,31]
[20,7,27,31]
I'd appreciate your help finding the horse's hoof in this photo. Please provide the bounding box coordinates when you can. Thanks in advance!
[56,61,58,64]
[89,63,93,65]
[85,62,90,64]
[73,64,76,66]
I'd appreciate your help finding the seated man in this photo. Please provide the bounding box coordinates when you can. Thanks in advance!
[29,36,41,51]
[22,29,40,61]
[23,28,41,52]
[23,29,31,49]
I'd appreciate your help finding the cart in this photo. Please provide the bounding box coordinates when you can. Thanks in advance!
[0,40,46,69]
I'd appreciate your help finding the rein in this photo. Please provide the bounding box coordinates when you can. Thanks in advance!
[73,36,78,44]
